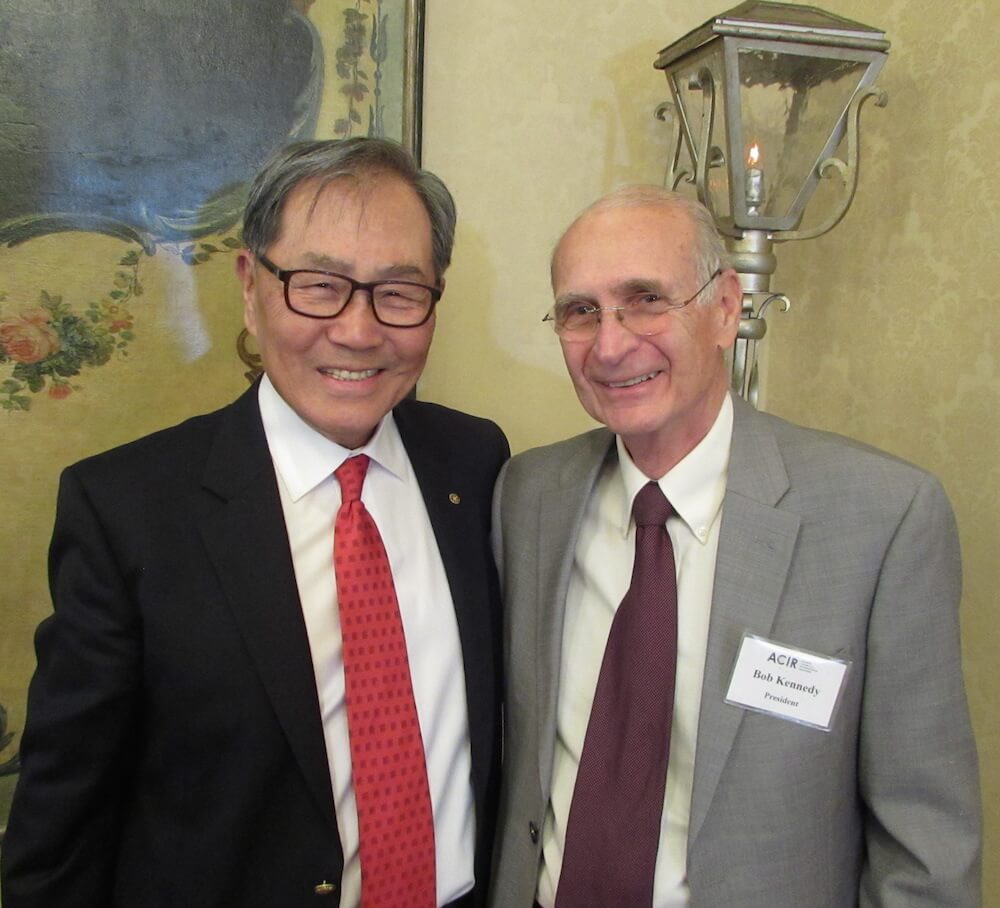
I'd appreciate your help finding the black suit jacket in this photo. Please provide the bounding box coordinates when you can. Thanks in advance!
[1,384,509,908]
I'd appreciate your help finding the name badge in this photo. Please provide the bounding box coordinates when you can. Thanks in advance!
[724,633,850,731]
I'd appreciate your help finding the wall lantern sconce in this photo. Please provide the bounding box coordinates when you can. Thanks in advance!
[654,1,889,403]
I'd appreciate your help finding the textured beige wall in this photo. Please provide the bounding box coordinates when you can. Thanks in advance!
[420,0,998,901]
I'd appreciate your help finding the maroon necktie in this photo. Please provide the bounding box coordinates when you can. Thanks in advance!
[555,482,678,908]
[333,455,436,908]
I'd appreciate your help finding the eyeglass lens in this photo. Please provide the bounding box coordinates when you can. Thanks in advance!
[287,272,434,325]
[551,271,720,339]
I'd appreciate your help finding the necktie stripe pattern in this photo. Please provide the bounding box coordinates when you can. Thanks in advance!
[555,481,678,908]
[334,454,436,907]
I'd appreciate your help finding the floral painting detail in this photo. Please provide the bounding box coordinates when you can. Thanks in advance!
[334,4,370,137]
[333,0,388,140]
[167,235,243,267]
[0,249,142,411]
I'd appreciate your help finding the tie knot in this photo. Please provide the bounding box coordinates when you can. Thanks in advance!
[335,454,370,503]
[632,482,673,527]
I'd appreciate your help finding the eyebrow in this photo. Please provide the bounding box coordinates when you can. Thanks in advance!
[553,290,596,309]
[554,277,673,308]
[616,277,671,297]
[297,252,433,283]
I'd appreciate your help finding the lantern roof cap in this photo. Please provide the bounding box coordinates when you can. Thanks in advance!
[655,1,889,70]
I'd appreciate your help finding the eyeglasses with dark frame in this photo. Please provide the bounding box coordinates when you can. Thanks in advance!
[257,253,442,327]
[543,269,723,341]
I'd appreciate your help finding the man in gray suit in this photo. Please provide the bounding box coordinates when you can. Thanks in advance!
[490,186,981,907]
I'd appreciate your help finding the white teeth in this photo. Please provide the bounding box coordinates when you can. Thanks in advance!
[606,372,657,388]
[321,368,379,381]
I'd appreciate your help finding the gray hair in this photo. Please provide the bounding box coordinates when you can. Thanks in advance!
[242,138,457,281]
[552,185,727,301]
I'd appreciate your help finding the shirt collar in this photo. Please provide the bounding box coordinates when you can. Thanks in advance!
[257,374,408,501]
[614,392,734,543]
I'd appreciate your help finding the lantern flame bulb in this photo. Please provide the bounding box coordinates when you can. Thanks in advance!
[745,143,765,208]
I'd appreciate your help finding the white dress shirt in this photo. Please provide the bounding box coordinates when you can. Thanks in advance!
[538,394,734,908]
[258,376,475,907]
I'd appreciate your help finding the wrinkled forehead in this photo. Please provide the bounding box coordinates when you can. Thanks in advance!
[552,203,699,291]
[264,172,436,285]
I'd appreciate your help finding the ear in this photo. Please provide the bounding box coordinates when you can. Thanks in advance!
[235,250,259,336]
[715,268,744,351]
[428,277,445,330]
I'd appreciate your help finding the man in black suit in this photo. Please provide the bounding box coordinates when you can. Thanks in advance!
[1,138,509,908]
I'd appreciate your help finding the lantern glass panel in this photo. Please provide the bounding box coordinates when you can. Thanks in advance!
[736,46,868,222]
[671,46,731,220]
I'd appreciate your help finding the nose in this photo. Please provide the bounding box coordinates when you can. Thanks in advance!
[325,289,383,348]
[589,306,640,363]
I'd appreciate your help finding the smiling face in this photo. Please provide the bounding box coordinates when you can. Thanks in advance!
[237,174,438,449]
[552,203,741,476]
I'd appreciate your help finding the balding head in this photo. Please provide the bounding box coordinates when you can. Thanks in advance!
[551,186,727,296]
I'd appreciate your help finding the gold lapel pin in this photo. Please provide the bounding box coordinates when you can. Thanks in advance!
[449,492,461,504]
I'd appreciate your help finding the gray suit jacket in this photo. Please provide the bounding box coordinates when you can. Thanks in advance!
[490,397,980,907]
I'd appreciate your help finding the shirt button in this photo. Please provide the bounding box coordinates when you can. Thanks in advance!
[529,821,539,844]
[314,880,338,897]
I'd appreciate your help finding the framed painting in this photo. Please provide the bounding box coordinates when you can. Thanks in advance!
[0,0,426,840]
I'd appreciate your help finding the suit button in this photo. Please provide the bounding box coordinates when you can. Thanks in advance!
[314,880,338,897]
[529,821,539,844]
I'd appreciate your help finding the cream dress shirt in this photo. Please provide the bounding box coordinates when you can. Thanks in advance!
[537,394,733,907]
[258,376,475,907]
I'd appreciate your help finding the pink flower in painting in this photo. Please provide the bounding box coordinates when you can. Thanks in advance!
[0,309,60,364]
[48,384,72,399]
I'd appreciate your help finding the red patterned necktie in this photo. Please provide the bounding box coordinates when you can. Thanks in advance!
[555,482,678,908]
[333,454,436,908]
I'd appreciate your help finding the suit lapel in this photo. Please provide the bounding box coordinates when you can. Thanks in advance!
[687,398,800,850]
[392,401,499,815]
[535,430,616,796]
[197,385,337,830]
